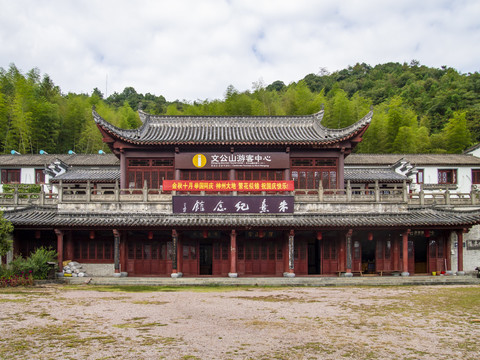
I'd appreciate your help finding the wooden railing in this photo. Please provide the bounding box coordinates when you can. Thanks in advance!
[0,180,478,207]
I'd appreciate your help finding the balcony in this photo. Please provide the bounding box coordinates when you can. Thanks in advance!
[0,180,479,210]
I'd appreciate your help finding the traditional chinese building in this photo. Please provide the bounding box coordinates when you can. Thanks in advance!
[3,108,480,278]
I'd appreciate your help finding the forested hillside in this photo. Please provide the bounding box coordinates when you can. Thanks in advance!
[0,61,479,154]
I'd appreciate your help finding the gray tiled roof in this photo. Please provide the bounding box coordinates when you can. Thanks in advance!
[0,154,119,167]
[344,168,408,183]
[94,109,373,146]
[51,168,120,183]
[5,206,480,229]
[345,154,480,166]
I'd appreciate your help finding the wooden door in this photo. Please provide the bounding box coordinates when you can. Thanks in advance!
[428,237,446,273]
[376,238,394,272]
[199,243,212,275]
[294,240,308,275]
[127,240,171,276]
[322,238,338,274]
[182,240,198,276]
[237,238,283,276]
[408,240,415,274]
[352,240,362,272]
[213,241,230,276]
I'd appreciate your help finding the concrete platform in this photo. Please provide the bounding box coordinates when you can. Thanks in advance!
[63,275,480,287]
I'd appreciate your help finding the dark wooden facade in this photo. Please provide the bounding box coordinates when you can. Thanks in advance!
[4,109,478,277]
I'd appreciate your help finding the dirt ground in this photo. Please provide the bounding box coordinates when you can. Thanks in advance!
[0,284,479,360]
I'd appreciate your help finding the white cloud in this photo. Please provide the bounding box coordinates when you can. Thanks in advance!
[0,0,479,101]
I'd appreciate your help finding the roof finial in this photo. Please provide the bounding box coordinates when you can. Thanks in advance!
[321,103,324,110]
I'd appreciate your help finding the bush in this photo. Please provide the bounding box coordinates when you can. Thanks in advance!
[0,269,33,287]
[10,247,57,280]
[2,184,41,199]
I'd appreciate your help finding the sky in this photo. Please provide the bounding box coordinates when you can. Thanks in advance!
[1,0,480,102]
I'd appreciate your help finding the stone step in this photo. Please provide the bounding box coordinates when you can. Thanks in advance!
[64,275,480,287]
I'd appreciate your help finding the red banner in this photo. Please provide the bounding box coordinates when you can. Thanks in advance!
[163,180,294,192]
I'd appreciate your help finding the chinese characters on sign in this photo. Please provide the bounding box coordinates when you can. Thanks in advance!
[173,196,294,214]
[467,239,480,250]
[175,152,289,169]
[163,180,294,192]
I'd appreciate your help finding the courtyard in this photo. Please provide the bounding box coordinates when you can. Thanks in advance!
[0,284,479,359]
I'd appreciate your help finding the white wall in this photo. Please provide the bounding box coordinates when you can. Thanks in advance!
[21,168,36,184]
[410,166,480,193]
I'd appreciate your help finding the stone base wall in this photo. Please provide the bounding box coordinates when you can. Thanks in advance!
[80,263,115,277]
[452,225,480,274]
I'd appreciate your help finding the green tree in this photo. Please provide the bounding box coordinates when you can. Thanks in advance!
[0,212,13,257]
[391,126,417,153]
[442,111,472,153]
[415,126,432,153]
[385,97,417,152]
[0,92,8,151]
[356,104,388,153]
[324,88,354,128]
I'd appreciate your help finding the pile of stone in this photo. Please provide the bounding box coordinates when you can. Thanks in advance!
[62,261,88,277]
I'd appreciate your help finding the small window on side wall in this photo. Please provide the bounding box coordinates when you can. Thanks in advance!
[416,169,424,184]
[438,169,456,184]
[472,169,480,184]
[1,169,20,184]
[35,169,45,184]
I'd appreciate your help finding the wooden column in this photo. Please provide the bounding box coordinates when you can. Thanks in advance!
[120,231,126,275]
[113,229,120,275]
[393,235,399,272]
[401,230,410,276]
[285,229,295,277]
[65,231,74,261]
[229,230,237,278]
[120,150,127,189]
[339,232,345,272]
[283,232,289,274]
[177,232,183,277]
[446,231,452,273]
[456,230,465,275]
[54,229,64,273]
[338,152,345,189]
[171,230,180,278]
[345,229,353,277]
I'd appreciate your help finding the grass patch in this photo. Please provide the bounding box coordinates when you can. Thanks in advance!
[0,297,29,303]
[235,294,319,303]
[132,300,169,305]
[113,319,168,329]
[60,284,275,293]
[140,335,181,346]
